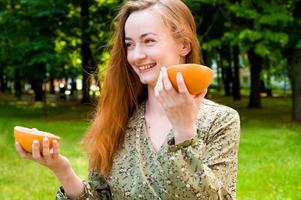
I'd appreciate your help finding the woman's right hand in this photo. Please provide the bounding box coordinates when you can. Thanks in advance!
[15,138,71,175]
[15,138,86,198]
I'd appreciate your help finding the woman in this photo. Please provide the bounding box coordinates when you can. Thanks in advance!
[16,0,240,199]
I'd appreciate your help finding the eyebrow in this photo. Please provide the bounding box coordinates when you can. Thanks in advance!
[125,32,158,40]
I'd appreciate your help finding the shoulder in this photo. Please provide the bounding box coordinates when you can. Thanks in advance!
[198,98,240,122]
[197,99,240,144]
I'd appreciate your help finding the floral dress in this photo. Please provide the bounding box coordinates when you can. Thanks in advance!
[56,99,240,200]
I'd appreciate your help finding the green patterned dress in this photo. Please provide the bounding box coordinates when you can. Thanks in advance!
[56,99,240,200]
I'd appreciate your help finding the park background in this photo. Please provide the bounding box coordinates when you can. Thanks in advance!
[0,0,300,199]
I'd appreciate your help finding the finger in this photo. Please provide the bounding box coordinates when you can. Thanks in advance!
[52,140,59,159]
[154,86,160,97]
[157,71,163,92]
[155,70,161,87]
[42,137,50,159]
[199,89,207,98]
[15,142,32,159]
[176,72,189,94]
[154,71,161,97]
[161,67,173,92]
[194,89,207,98]
[194,89,207,105]
[32,140,41,159]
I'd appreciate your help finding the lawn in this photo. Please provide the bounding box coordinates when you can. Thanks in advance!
[0,95,300,200]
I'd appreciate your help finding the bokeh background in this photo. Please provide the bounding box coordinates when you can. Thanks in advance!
[0,0,300,199]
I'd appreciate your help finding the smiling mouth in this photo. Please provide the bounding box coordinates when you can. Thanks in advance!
[138,63,156,71]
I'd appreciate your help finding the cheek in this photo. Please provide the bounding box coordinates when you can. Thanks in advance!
[127,53,138,72]
[127,53,137,70]
[159,43,181,62]
[126,53,132,64]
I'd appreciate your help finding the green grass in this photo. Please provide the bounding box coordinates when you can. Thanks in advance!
[0,96,301,199]
[212,95,301,200]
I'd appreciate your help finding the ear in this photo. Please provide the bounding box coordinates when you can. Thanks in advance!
[179,39,191,57]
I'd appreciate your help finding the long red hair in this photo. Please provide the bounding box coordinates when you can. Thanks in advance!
[82,0,202,176]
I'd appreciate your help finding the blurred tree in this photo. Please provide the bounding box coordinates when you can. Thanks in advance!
[232,45,241,100]
[0,1,8,92]
[80,0,94,104]
[0,0,69,100]
[0,0,119,102]
[65,0,121,103]
[290,1,301,121]
[0,0,298,118]
[187,0,292,108]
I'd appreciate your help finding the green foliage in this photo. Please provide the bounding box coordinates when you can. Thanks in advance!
[185,0,298,85]
[0,0,122,92]
[297,40,301,48]
[0,0,70,84]
[0,0,299,95]
[228,3,258,19]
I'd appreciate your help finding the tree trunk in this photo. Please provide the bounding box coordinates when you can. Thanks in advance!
[14,69,22,99]
[71,78,77,95]
[50,77,55,94]
[202,50,209,66]
[292,49,301,121]
[265,74,272,97]
[0,64,6,92]
[247,48,262,108]
[215,55,222,92]
[30,64,46,101]
[232,45,241,100]
[291,2,301,121]
[224,66,232,96]
[80,0,94,104]
[31,80,44,101]
[220,46,232,96]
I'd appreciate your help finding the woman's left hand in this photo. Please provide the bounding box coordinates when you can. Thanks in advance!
[154,67,207,144]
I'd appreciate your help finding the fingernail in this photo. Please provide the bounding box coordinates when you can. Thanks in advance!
[154,88,159,96]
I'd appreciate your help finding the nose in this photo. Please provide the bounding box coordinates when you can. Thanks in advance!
[131,45,147,61]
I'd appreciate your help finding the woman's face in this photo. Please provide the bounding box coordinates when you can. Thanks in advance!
[124,9,186,87]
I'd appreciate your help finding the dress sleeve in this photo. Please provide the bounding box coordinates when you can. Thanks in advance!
[55,171,113,200]
[157,107,240,200]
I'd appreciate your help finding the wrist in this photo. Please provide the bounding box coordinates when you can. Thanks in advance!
[52,165,74,181]
[54,167,85,199]
[173,126,197,144]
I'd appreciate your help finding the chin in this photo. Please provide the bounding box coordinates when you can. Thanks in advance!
[139,77,156,87]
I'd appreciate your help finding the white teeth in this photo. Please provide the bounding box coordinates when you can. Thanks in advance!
[139,64,155,70]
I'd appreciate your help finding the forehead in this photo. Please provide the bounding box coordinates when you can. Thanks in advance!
[124,9,169,38]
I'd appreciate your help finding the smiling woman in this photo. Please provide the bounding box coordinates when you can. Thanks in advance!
[15,0,240,200]
[125,9,190,87]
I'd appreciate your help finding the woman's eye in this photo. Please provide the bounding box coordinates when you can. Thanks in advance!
[145,38,155,44]
[125,42,134,48]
